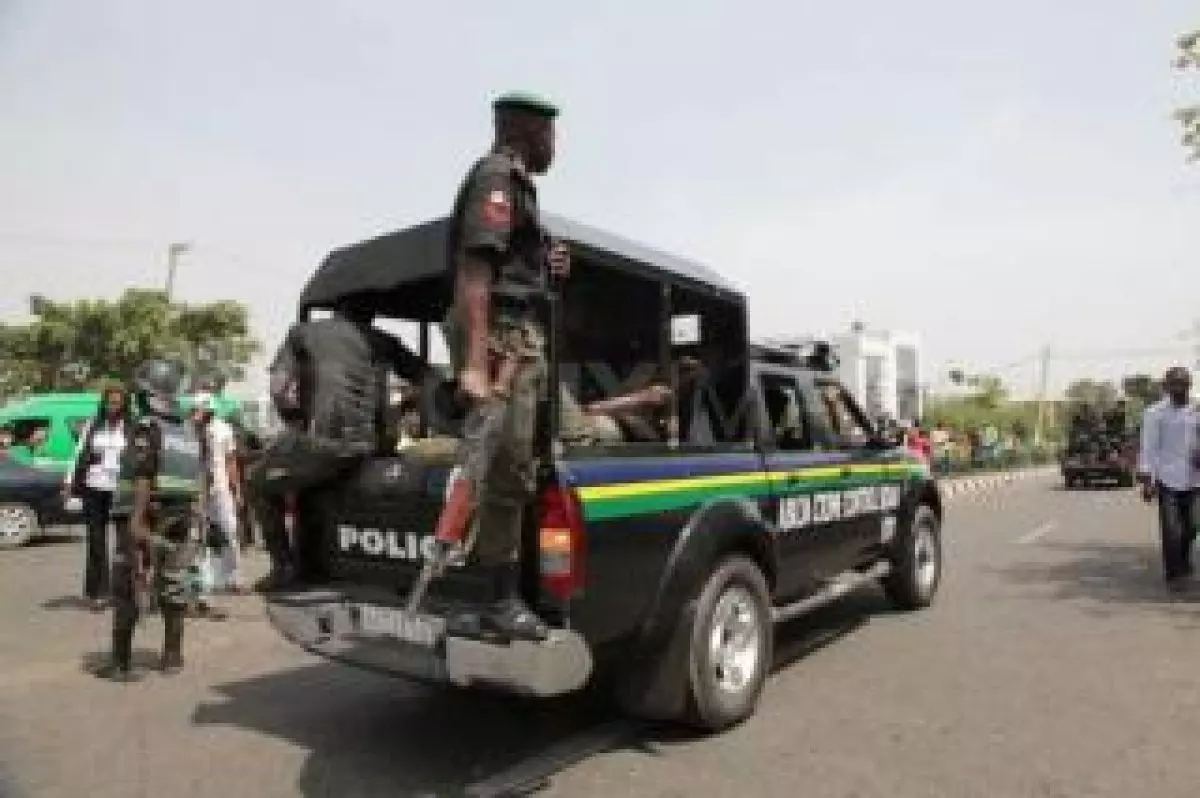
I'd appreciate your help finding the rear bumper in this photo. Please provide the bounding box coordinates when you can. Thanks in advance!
[265,587,593,698]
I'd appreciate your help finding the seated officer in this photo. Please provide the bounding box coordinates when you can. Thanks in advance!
[559,382,671,444]
[250,301,430,590]
[558,355,710,444]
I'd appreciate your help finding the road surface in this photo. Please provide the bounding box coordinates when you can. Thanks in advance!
[2,476,1200,798]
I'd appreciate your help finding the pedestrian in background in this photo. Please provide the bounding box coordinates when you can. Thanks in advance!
[930,421,952,474]
[65,384,131,612]
[191,393,245,595]
[1136,366,1198,590]
[906,423,931,462]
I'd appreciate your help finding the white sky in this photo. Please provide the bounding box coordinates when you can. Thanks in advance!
[1,0,1198,399]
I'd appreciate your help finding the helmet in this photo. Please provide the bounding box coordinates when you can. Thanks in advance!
[132,358,187,415]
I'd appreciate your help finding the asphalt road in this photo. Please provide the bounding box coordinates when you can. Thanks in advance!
[3,476,1200,798]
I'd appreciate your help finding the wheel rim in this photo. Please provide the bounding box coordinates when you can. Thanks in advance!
[913,518,939,592]
[0,506,34,543]
[707,584,762,696]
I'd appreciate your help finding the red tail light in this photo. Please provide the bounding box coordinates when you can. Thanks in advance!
[538,483,585,601]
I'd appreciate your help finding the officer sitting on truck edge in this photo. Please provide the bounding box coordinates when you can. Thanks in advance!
[94,359,199,682]
[250,298,429,591]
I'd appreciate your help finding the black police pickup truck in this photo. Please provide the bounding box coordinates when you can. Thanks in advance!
[266,214,944,731]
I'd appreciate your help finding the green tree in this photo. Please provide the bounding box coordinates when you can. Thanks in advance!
[1121,373,1161,414]
[0,289,259,396]
[924,374,1042,440]
[1063,378,1119,408]
[0,324,40,401]
[965,374,1007,410]
[1174,29,1200,162]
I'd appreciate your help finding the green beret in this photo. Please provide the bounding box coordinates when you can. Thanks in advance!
[492,91,559,119]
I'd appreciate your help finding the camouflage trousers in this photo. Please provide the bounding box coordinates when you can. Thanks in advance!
[111,514,196,635]
[442,306,546,565]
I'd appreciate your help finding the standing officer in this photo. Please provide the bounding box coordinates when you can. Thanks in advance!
[428,91,568,641]
[94,359,199,681]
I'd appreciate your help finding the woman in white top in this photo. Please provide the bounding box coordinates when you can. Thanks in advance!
[66,386,131,611]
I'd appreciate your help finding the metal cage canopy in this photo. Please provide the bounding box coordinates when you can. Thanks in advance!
[297,212,746,319]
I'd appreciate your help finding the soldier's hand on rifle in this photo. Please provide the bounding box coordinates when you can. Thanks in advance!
[547,238,570,278]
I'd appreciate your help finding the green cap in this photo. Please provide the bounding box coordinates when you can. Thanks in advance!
[492,91,559,119]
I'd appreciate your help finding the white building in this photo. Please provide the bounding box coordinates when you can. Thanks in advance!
[830,323,922,425]
[762,323,924,425]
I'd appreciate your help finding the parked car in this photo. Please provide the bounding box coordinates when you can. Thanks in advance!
[0,450,80,549]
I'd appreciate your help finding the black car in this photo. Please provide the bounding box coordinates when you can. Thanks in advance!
[0,452,80,549]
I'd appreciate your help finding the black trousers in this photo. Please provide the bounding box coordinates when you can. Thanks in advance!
[82,488,114,599]
[248,430,364,578]
[1157,486,1197,580]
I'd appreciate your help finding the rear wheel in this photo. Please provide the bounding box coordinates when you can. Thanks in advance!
[0,503,40,549]
[684,556,773,732]
[883,504,942,610]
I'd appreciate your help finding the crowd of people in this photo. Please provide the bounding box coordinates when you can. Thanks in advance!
[63,381,260,622]
[900,420,1041,474]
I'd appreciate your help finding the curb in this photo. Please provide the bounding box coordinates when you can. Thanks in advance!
[938,465,1057,501]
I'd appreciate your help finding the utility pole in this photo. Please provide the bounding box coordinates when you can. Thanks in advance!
[164,242,190,301]
[1191,318,1200,375]
[1034,345,1051,445]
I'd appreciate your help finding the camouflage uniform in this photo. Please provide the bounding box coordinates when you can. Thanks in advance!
[431,94,561,640]
[97,362,199,681]
[441,259,547,566]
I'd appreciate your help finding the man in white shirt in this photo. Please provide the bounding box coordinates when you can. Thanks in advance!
[192,393,244,594]
[1137,366,1199,588]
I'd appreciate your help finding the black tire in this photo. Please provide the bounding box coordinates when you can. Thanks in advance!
[684,555,773,732]
[883,504,942,610]
[0,503,40,550]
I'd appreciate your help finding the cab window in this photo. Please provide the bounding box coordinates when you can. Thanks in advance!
[802,381,872,449]
[757,372,813,450]
[9,418,51,448]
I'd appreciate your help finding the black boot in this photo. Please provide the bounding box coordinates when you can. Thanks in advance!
[95,626,140,682]
[482,563,549,642]
[160,609,184,674]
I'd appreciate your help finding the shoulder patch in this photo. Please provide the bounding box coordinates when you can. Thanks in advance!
[481,188,512,227]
